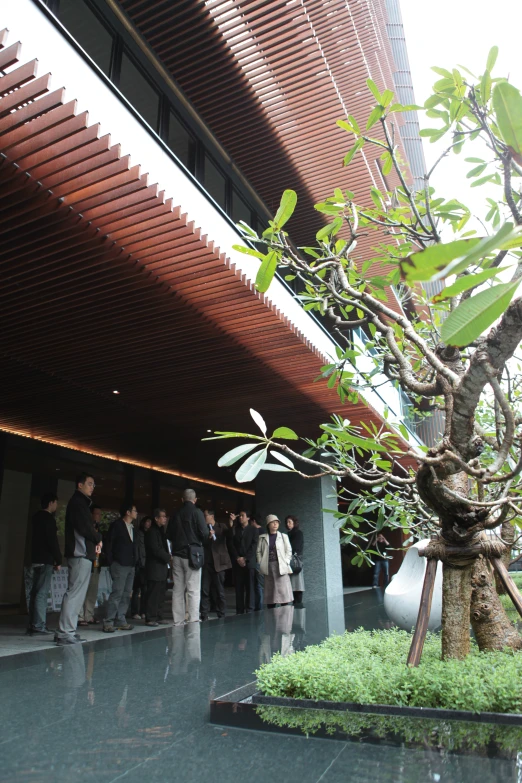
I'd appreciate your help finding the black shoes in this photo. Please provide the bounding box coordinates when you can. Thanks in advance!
[27,626,53,636]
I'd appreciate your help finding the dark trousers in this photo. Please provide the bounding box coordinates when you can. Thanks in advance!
[131,567,147,616]
[145,579,166,621]
[28,564,53,630]
[373,560,389,588]
[234,565,255,613]
[200,563,226,618]
[105,563,135,626]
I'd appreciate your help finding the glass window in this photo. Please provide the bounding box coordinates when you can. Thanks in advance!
[168,110,194,171]
[57,0,113,75]
[231,188,252,226]
[204,155,227,210]
[119,51,160,131]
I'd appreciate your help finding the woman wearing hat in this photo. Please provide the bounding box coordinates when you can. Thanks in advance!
[257,515,293,607]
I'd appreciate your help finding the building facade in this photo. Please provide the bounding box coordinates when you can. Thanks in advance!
[0,0,425,612]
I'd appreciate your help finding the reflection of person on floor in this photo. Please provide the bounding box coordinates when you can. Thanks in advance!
[103,502,138,633]
[28,492,61,636]
[169,623,201,675]
[144,508,171,626]
[200,510,232,620]
[260,605,295,663]
[78,505,102,626]
[372,533,391,588]
[55,474,102,646]
[61,642,86,714]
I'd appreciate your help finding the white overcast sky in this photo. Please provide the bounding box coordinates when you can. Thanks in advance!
[400,0,522,230]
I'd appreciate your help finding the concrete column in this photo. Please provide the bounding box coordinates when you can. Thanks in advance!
[255,471,343,606]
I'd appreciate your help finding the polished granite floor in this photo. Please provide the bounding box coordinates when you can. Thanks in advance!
[0,590,518,783]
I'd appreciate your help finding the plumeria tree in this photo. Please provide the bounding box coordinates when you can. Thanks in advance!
[207,48,522,661]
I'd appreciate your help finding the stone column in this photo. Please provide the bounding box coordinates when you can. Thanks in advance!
[255,471,344,630]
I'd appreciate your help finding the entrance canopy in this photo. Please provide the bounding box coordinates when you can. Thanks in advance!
[0,24,416,487]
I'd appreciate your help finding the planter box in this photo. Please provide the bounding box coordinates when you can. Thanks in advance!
[210,684,522,759]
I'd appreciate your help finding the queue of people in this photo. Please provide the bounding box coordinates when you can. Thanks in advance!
[26,474,306,645]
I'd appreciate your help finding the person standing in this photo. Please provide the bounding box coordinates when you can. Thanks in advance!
[131,516,151,620]
[250,516,264,611]
[200,509,232,620]
[285,515,305,606]
[102,502,138,633]
[55,474,101,646]
[78,505,102,626]
[230,511,259,614]
[27,493,62,636]
[257,515,293,608]
[168,489,207,626]
[144,508,170,626]
[372,532,391,588]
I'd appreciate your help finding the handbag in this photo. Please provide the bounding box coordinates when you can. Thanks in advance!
[290,552,303,574]
[179,516,204,570]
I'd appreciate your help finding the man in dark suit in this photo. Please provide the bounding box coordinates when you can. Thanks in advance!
[200,509,232,620]
[144,508,171,626]
[103,501,138,633]
[229,511,259,614]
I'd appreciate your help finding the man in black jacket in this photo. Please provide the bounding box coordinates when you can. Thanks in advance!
[230,511,259,614]
[56,473,102,645]
[168,488,208,626]
[27,492,62,635]
[103,501,138,633]
[144,508,171,626]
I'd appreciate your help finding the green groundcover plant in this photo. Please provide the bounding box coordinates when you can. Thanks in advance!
[256,628,522,713]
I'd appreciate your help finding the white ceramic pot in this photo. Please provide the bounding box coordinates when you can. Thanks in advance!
[383,539,442,631]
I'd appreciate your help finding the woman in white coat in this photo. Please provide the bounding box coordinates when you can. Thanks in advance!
[257,514,293,607]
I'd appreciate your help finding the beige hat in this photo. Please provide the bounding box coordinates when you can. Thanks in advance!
[266,514,279,525]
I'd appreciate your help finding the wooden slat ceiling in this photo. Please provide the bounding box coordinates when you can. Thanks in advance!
[0,32,416,485]
[116,0,410,298]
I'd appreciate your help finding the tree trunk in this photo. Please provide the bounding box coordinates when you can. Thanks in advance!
[441,562,472,660]
[470,556,522,652]
[495,519,516,595]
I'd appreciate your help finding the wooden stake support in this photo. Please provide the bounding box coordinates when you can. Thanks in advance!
[407,558,438,667]
[492,558,522,619]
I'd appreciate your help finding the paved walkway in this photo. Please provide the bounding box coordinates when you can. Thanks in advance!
[0,591,513,782]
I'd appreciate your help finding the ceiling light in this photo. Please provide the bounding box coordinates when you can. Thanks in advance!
[113,390,120,395]
[206,429,212,432]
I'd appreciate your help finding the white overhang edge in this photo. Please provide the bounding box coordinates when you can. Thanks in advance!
[4,0,423,451]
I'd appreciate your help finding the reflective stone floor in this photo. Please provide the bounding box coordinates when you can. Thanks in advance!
[0,589,518,783]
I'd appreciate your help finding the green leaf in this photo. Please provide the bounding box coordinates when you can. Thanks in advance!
[401,238,481,282]
[431,66,453,79]
[270,450,295,469]
[480,70,492,105]
[343,137,364,166]
[327,372,337,389]
[486,45,499,72]
[235,448,267,483]
[466,163,487,178]
[272,426,299,440]
[232,244,265,259]
[316,217,343,241]
[493,82,522,155]
[366,106,384,130]
[432,267,507,301]
[381,152,393,176]
[250,408,267,435]
[366,78,382,103]
[272,189,297,229]
[381,89,394,108]
[255,250,278,293]
[337,119,355,134]
[217,443,259,467]
[260,464,292,472]
[442,222,516,278]
[348,114,361,134]
[440,280,521,346]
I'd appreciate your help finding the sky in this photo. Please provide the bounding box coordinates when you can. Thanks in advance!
[399,0,522,231]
